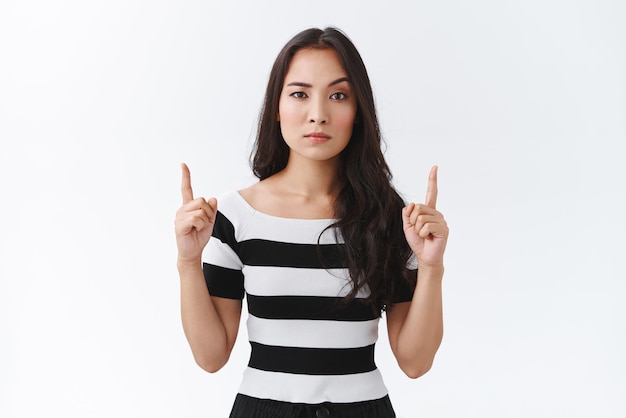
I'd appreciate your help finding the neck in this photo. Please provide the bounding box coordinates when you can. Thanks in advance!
[279,155,341,198]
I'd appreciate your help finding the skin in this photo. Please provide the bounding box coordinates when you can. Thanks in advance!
[388,165,447,378]
[241,48,357,219]
[176,164,240,372]
[278,48,356,169]
[175,48,448,378]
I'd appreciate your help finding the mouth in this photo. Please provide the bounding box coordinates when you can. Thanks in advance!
[304,132,331,143]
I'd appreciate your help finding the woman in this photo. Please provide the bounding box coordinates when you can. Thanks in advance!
[175,27,448,418]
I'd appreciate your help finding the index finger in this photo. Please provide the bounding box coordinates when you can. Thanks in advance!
[425,165,438,209]
[181,163,194,204]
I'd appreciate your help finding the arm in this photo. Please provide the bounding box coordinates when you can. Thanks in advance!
[386,265,443,378]
[178,260,241,373]
[175,163,241,373]
[387,166,448,379]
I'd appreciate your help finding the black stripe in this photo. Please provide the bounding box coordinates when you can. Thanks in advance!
[392,268,418,303]
[247,294,378,321]
[203,263,245,299]
[248,342,376,375]
[239,239,346,268]
[212,211,238,253]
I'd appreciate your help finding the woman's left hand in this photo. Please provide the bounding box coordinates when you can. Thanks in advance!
[402,166,449,268]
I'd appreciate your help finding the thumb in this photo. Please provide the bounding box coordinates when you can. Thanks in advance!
[402,203,415,230]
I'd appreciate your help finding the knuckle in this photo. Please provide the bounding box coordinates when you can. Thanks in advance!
[415,204,429,214]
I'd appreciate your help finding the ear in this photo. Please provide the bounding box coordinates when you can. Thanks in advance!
[277,113,280,122]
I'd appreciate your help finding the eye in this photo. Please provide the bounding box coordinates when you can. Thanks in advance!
[290,91,308,99]
[330,92,347,100]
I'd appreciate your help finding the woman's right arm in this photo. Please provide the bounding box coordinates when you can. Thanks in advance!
[175,163,242,373]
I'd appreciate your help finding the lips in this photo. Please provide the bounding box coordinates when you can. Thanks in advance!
[304,132,331,143]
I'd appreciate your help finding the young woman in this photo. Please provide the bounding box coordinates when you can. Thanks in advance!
[175,27,448,418]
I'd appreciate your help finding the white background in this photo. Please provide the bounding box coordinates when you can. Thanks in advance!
[1,0,625,417]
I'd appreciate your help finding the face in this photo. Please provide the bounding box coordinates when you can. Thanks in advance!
[278,48,357,166]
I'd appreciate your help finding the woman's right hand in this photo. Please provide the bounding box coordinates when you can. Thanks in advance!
[175,163,217,264]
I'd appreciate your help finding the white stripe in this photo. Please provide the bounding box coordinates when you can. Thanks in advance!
[222,191,341,244]
[202,237,242,270]
[238,368,388,404]
[246,315,379,349]
[242,214,338,244]
[243,265,370,298]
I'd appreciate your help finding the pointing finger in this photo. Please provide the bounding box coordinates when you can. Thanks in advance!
[181,163,194,204]
[425,166,438,209]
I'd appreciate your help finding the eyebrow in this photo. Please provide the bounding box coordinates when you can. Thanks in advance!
[286,77,350,88]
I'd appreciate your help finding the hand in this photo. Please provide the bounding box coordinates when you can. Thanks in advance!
[402,166,449,268]
[174,163,218,263]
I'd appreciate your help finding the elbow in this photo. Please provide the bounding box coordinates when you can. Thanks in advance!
[401,361,433,379]
[196,361,223,374]
[395,332,443,379]
[396,350,435,379]
[194,353,228,374]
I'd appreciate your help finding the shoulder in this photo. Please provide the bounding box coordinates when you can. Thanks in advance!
[215,190,255,218]
[238,177,281,216]
[212,190,257,242]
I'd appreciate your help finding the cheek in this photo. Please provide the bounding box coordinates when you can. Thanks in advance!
[279,107,299,125]
[335,108,357,131]
[278,99,302,127]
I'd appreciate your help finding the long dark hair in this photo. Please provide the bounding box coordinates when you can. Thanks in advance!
[251,27,414,313]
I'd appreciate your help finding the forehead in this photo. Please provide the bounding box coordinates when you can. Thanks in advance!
[284,48,348,83]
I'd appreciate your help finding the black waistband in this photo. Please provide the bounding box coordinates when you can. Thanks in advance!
[230,393,395,418]
[248,341,376,375]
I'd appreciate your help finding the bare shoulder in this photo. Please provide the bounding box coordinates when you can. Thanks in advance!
[238,175,334,219]
[238,176,284,216]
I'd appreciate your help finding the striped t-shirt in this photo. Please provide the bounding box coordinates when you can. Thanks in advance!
[202,191,416,404]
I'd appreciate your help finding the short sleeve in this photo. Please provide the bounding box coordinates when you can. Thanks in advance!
[202,211,245,300]
[392,253,418,304]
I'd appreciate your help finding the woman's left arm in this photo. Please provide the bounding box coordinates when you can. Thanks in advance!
[387,166,448,379]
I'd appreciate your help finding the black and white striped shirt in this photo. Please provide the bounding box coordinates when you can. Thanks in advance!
[202,191,416,404]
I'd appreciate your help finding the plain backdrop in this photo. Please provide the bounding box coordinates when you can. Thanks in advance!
[1,0,625,417]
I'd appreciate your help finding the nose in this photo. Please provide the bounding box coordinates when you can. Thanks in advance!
[309,97,328,124]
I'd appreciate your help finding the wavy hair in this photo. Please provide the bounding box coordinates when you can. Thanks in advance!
[251,27,414,313]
